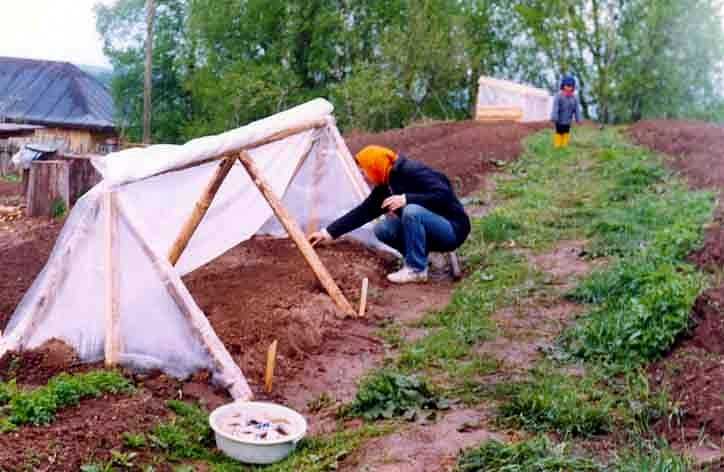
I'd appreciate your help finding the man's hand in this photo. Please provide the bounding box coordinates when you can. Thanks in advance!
[308,229,332,247]
[382,194,406,212]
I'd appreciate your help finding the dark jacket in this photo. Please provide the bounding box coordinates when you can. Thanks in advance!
[551,92,582,125]
[327,156,471,248]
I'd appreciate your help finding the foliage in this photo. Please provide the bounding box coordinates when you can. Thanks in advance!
[1,371,133,429]
[457,436,600,471]
[613,442,692,471]
[499,370,613,437]
[124,400,390,471]
[50,198,67,219]
[345,369,446,421]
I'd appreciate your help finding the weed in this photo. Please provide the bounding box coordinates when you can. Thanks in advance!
[562,256,705,368]
[499,370,613,437]
[1,173,21,183]
[614,440,692,471]
[457,435,600,471]
[50,197,67,219]
[375,322,404,349]
[2,371,133,428]
[307,392,335,413]
[136,400,391,471]
[345,369,447,421]
[122,432,147,449]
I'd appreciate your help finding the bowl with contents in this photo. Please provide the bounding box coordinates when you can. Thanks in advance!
[209,402,308,464]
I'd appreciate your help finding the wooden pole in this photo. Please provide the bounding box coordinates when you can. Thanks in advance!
[238,151,356,317]
[168,157,236,266]
[143,0,156,144]
[104,191,121,367]
[116,197,253,400]
[265,340,278,394]
[358,277,369,318]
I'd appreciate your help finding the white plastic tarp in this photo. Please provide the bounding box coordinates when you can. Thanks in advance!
[477,76,553,122]
[1,99,375,398]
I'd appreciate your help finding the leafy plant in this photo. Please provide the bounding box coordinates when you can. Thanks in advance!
[457,436,600,471]
[122,432,147,449]
[1,371,133,428]
[345,369,447,421]
[50,198,67,219]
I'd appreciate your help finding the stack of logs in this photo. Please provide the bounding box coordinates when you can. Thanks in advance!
[0,204,23,223]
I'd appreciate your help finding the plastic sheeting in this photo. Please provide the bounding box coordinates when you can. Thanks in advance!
[0,99,376,398]
[476,76,553,123]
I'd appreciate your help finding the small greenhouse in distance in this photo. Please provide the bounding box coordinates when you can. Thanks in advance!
[476,76,553,123]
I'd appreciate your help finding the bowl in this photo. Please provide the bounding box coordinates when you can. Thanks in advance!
[209,401,308,464]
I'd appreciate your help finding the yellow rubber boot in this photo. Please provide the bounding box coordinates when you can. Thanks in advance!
[553,133,563,148]
[562,133,571,147]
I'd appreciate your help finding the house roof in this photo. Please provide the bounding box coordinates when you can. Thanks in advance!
[0,57,116,131]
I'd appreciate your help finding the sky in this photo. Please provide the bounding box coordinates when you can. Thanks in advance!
[0,0,116,68]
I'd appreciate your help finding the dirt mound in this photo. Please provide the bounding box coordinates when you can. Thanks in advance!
[630,120,724,189]
[650,346,724,443]
[0,223,63,329]
[346,121,548,195]
[184,238,394,385]
[0,339,83,385]
[632,120,724,449]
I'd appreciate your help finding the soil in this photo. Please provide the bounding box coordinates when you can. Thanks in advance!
[346,121,548,196]
[0,179,21,199]
[0,119,542,470]
[632,120,724,461]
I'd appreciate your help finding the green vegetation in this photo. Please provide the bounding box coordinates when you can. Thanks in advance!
[0,371,133,430]
[499,370,613,437]
[1,174,21,183]
[457,436,599,471]
[50,197,68,219]
[97,0,724,143]
[120,400,391,471]
[345,369,447,421]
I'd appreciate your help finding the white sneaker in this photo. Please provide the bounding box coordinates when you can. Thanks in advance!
[387,266,429,284]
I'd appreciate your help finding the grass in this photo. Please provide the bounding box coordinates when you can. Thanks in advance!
[498,370,614,437]
[443,127,711,468]
[1,173,21,183]
[457,436,600,471]
[118,400,391,471]
[0,371,133,430]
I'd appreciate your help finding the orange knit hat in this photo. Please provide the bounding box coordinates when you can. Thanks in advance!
[355,145,398,185]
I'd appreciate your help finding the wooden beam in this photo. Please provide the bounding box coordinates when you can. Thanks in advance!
[168,157,236,266]
[116,197,253,400]
[238,151,356,317]
[146,120,326,181]
[104,191,121,367]
[305,143,326,235]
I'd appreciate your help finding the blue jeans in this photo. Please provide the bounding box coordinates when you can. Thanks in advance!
[374,204,458,271]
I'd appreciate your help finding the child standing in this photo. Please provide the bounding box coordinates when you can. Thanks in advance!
[551,75,582,148]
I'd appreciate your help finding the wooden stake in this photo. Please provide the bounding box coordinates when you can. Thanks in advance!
[104,191,121,367]
[116,197,253,401]
[238,151,356,317]
[265,340,278,393]
[306,142,326,235]
[358,277,369,318]
[168,157,237,266]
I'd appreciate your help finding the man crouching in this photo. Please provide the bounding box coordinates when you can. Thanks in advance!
[309,145,470,284]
